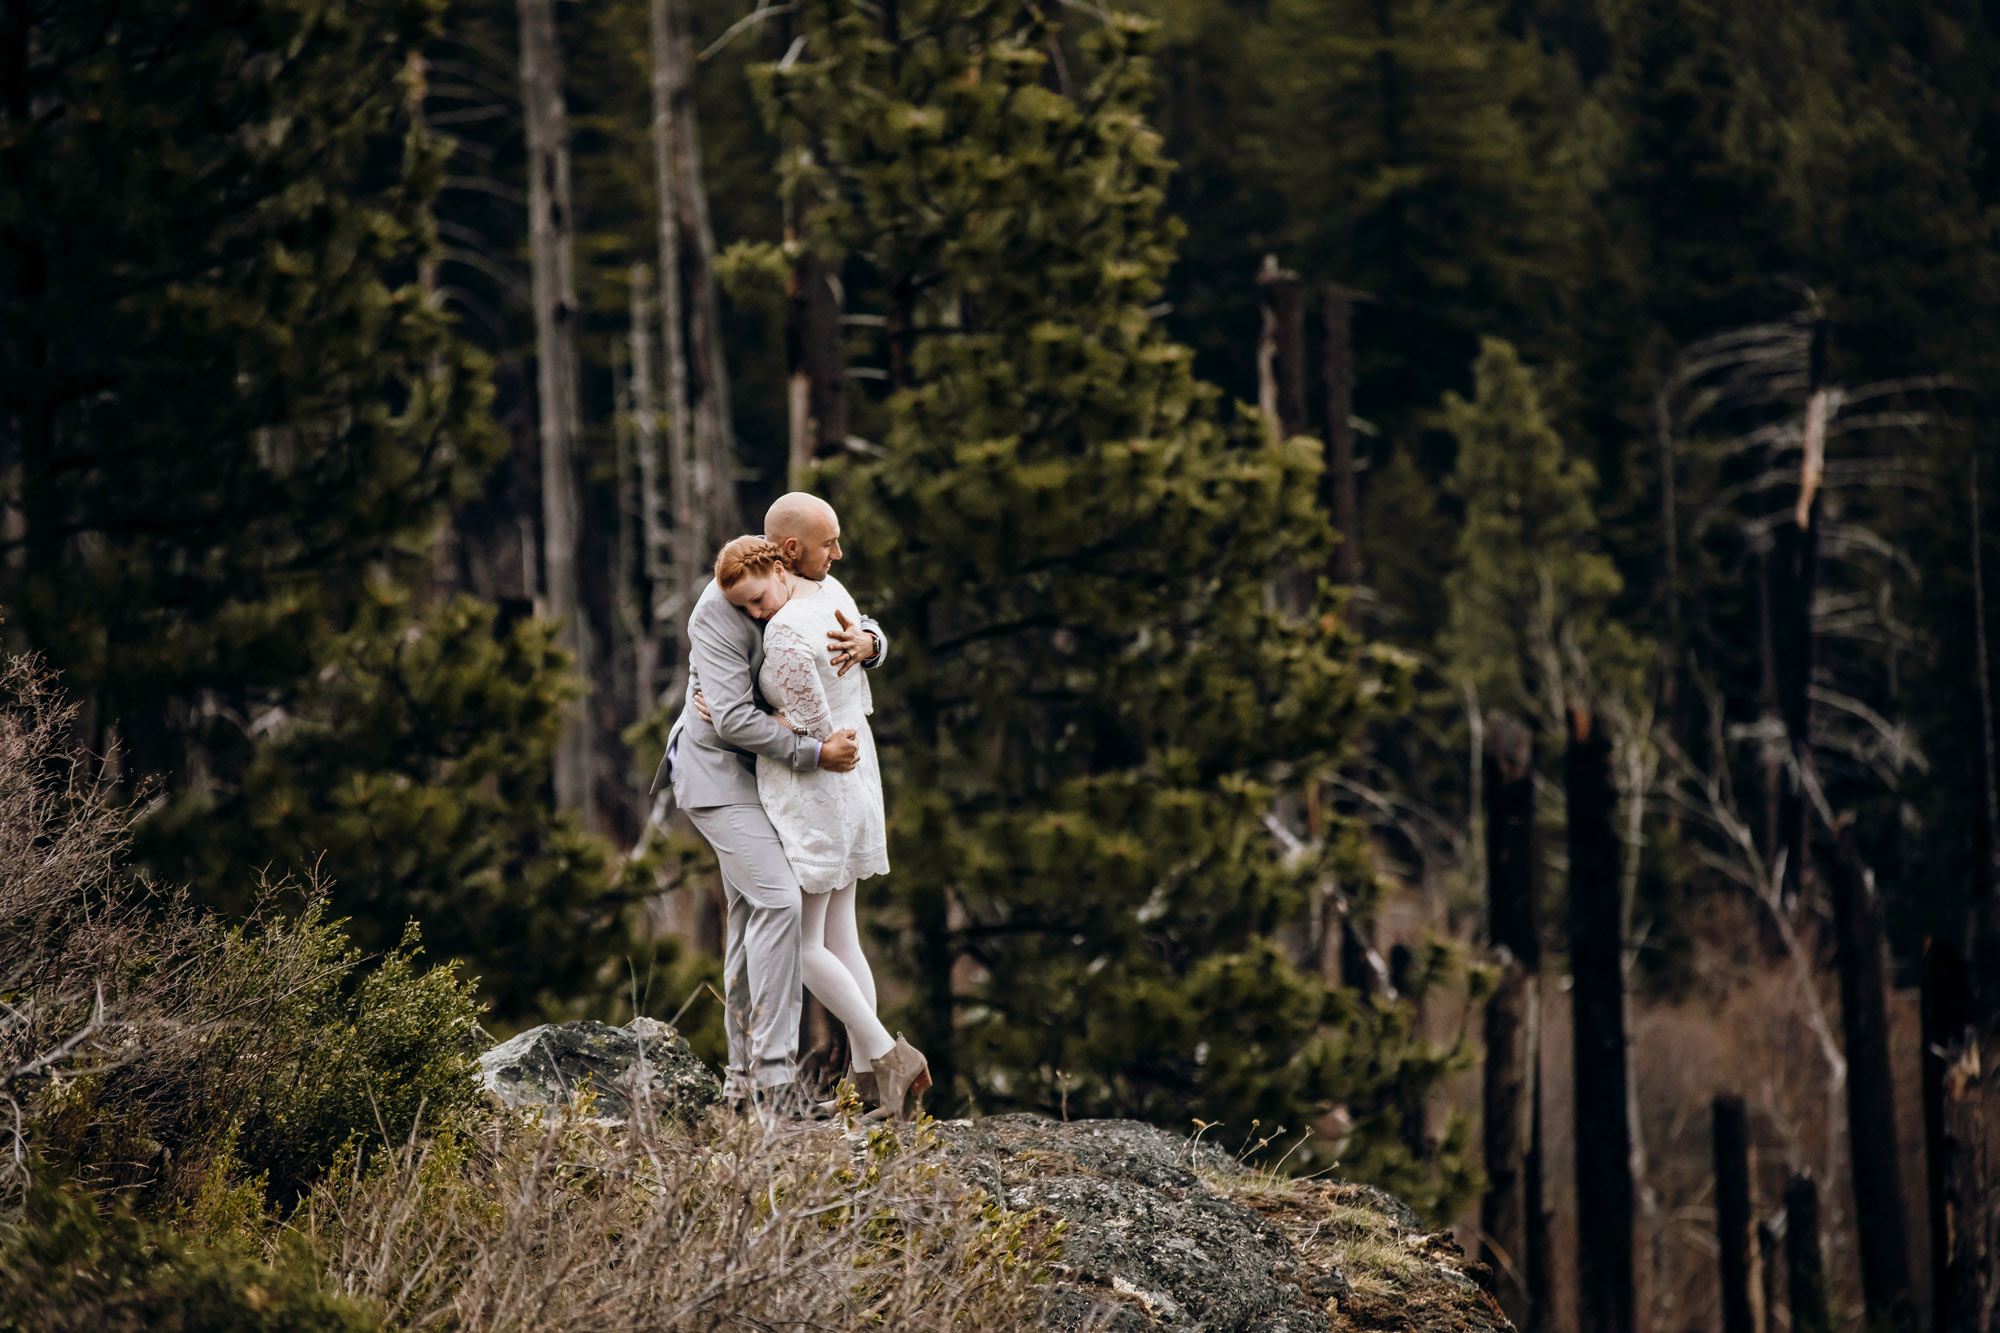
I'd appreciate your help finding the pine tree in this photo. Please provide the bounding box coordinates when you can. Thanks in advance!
[1,0,630,1023]
[756,2,1471,1197]
[1439,338,1644,728]
[2,0,494,769]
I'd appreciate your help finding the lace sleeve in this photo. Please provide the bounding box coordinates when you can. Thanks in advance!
[761,624,834,741]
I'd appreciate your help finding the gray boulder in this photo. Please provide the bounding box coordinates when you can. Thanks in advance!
[937,1115,1509,1333]
[476,1017,720,1123]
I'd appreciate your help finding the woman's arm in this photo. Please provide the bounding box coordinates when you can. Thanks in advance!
[761,624,836,741]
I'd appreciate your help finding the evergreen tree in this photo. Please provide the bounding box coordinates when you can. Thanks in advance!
[1,0,629,1022]
[1439,338,1644,728]
[758,1,1472,1201]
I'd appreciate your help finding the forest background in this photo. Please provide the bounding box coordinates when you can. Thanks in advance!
[5,0,2000,1331]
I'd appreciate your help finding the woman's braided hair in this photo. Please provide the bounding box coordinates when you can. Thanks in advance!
[714,534,786,588]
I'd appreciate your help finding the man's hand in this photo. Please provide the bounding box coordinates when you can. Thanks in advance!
[828,609,878,677]
[693,691,788,732]
[817,729,861,772]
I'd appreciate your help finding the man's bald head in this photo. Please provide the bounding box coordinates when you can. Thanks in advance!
[764,492,842,580]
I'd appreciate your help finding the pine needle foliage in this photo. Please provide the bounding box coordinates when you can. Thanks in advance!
[754,2,1453,1175]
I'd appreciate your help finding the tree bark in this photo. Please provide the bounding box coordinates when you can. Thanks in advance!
[656,0,739,546]
[1935,1021,1999,1333]
[1256,256,1307,444]
[627,265,663,729]
[1481,712,1547,1331]
[1322,286,1360,594]
[647,0,701,660]
[786,205,846,486]
[1921,938,1991,1333]
[1784,1174,1828,1333]
[1758,1220,1783,1333]
[1826,826,1917,1333]
[1969,449,2000,945]
[1769,499,1819,904]
[1567,706,1636,1333]
[518,0,593,820]
[1713,1095,1757,1333]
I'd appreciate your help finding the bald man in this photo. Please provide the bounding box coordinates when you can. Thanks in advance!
[652,493,887,1113]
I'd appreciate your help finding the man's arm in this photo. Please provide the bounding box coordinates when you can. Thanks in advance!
[687,603,820,774]
[858,614,888,668]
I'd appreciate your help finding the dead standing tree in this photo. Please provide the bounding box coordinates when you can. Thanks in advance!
[1322,286,1360,598]
[518,0,593,820]
[657,0,741,548]
[1920,938,1997,1333]
[1712,1094,1758,1333]
[1567,705,1637,1333]
[1481,711,1550,1331]
[1257,255,1307,444]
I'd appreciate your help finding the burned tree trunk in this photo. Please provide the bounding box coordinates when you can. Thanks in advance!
[1826,827,1917,1333]
[1713,1095,1757,1333]
[1970,450,2000,946]
[1922,939,1997,1333]
[1937,1024,1999,1333]
[1256,255,1306,444]
[519,0,593,820]
[1482,712,1548,1330]
[1322,286,1360,594]
[1567,706,1636,1333]
[1785,1174,1829,1333]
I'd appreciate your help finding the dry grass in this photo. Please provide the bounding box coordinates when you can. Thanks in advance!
[303,1103,1068,1333]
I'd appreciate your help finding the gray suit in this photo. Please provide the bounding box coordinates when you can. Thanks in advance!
[655,576,886,1095]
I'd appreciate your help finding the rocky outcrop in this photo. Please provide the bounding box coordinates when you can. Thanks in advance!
[938,1115,1510,1333]
[476,1017,721,1122]
[472,1026,1506,1333]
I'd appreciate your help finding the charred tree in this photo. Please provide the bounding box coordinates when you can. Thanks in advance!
[1826,826,1917,1333]
[1566,706,1636,1333]
[1713,1095,1757,1333]
[1936,1022,1999,1333]
[1256,255,1306,443]
[1482,712,1548,1330]
[1970,449,2000,948]
[1785,1174,1829,1333]
[1322,286,1360,595]
[518,0,593,819]
[1922,938,1994,1333]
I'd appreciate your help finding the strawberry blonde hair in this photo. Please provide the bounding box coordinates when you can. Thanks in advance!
[714,534,786,588]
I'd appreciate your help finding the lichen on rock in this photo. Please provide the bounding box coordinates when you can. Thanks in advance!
[935,1115,1510,1333]
[475,1017,720,1123]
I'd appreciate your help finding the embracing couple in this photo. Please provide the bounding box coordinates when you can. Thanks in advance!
[651,493,930,1122]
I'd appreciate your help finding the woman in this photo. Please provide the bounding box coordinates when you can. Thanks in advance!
[712,535,930,1120]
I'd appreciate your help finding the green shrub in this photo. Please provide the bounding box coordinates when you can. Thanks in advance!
[0,1179,379,1333]
[23,897,483,1212]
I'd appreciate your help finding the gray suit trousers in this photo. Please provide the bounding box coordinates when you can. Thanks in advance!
[683,802,802,1096]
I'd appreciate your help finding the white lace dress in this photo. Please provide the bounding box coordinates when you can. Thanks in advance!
[755,577,890,894]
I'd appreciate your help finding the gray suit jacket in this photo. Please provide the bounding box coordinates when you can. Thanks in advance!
[651,575,888,808]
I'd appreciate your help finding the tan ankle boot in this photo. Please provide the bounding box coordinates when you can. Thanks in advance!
[873,1034,932,1121]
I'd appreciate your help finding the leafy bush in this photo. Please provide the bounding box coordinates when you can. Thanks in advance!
[0,1179,379,1333]
[3,654,483,1211]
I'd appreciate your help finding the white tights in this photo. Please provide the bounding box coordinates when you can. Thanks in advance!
[800,883,894,1070]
